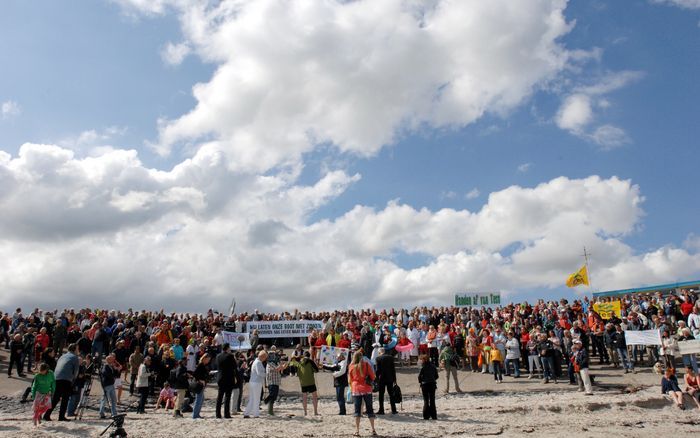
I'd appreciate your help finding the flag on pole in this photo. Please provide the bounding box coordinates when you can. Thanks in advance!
[566,265,589,288]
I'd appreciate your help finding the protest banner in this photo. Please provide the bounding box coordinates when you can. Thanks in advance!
[625,329,662,346]
[319,345,350,366]
[592,301,622,319]
[246,320,323,338]
[678,339,700,355]
[221,331,251,350]
[455,292,501,307]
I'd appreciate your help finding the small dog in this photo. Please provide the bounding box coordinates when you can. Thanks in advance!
[653,362,664,375]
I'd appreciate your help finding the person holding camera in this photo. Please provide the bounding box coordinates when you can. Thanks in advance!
[98,354,121,419]
[375,347,398,415]
[172,358,190,418]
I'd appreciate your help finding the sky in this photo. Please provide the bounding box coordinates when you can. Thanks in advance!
[0,0,699,313]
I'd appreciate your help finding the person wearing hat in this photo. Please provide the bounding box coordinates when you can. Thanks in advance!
[572,340,593,395]
[322,351,349,415]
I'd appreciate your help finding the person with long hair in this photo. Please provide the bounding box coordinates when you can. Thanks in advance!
[348,351,377,436]
[418,353,438,420]
[192,353,211,419]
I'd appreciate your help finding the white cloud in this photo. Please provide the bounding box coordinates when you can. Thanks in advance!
[161,41,191,66]
[555,71,642,149]
[518,162,532,173]
[3,141,699,312]
[465,188,480,200]
[651,0,700,9]
[1,100,21,119]
[123,0,575,172]
[684,233,700,251]
[555,93,592,133]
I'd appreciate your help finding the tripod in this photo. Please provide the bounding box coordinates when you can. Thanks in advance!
[100,413,128,438]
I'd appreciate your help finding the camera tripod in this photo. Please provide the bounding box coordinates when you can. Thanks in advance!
[100,413,128,438]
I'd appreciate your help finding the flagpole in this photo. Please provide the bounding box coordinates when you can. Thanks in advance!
[582,246,593,293]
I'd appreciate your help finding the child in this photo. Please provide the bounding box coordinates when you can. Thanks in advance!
[156,382,175,411]
[31,363,55,426]
[490,347,504,383]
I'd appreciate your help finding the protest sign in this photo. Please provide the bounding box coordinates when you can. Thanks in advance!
[678,339,700,355]
[455,292,501,307]
[247,320,323,338]
[221,331,251,350]
[319,345,349,366]
[625,329,662,346]
[593,301,622,320]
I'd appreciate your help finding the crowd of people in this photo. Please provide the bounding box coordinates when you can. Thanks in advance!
[1,287,700,432]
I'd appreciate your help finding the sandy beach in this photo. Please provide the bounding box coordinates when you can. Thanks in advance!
[2,351,699,437]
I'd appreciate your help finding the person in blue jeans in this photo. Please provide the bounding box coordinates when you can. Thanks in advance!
[192,353,211,419]
[504,332,521,377]
[537,334,557,384]
[612,325,635,373]
[99,355,120,419]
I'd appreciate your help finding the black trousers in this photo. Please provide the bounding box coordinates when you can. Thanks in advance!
[216,385,233,418]
[236,383,243,412]
[7,353,22,376]
[45,379,72,420]
[137,387,149,413]
[377,381,397,414]
[421,383,437,420]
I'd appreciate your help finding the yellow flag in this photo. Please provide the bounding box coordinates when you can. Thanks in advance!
[566,265,589,288]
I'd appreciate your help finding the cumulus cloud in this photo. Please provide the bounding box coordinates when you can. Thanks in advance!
[555,71,642,149]
[124,0,575,171]
[2,142,699,312]
[1,100,21,119]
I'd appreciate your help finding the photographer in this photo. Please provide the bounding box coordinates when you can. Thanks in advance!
[172,358,190,418]
[98,354,121,419]
[66,354,92,417]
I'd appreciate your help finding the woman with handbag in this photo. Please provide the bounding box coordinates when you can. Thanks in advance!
[191,353,211,419]
[348,351,377,437]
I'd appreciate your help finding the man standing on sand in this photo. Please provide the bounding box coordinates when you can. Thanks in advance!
[288,351,320,416]
[44,343,79,422]
[375,348,398,415]
[215,343,238,418]
[243,350,267,418]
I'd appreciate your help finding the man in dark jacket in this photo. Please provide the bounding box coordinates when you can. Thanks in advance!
[7,334,25,377]
[215,343,238,418]
[375,348,397,415]
[418,354,438,420]
[172,359,191,417]
[537,334,556,384]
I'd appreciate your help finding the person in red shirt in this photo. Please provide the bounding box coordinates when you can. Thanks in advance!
[35,327,50,366]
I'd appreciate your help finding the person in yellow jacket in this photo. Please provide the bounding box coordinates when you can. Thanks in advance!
[326,327,342,347]
[490,347,504,383]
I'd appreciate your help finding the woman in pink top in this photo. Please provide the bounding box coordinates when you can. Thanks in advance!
[348,351,377,437]
[684,367,700,410]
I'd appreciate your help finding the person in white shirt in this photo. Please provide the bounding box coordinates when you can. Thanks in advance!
[688,307,700,337]
[186,341,197,372]
[243,351,267,418]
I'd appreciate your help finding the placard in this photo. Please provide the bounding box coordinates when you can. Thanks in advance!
[678,339,700,355]
[247,320,323,338]
[319,345,350,366]
[221,331,251,350]
[624,329,662,346]
[593,301,622,319]
[455,292,501,307]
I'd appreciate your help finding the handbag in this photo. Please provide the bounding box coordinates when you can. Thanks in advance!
[345,387,353,404]
[392,383,402,404]
[189,380,204,394]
